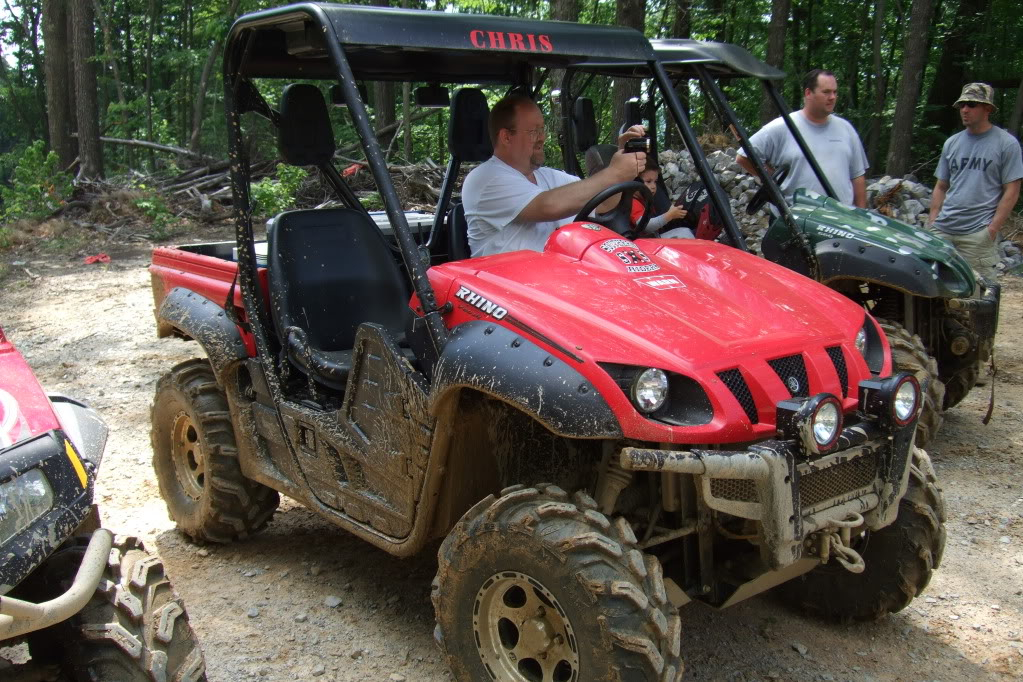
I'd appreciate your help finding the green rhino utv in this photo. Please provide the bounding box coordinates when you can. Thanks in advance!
[562,39,999,445]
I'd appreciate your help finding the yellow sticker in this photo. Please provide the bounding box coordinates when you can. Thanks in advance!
[64,439,88,488]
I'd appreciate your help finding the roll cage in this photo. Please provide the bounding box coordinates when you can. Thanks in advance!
[221,3,746,380]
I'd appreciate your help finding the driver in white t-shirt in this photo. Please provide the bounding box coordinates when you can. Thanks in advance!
[463,94,647,257]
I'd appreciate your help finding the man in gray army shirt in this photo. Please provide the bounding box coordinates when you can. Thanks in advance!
[738,69,869,207]
[928,82,1023,279]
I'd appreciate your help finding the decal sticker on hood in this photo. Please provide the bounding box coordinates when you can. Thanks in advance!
[600,239,661,273]
[453,285,508,320]
[635,275,685,290]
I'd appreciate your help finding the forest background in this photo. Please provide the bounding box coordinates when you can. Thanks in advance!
[0,0,1021,235]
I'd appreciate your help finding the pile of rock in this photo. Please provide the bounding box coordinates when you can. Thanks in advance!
[865,175,933,226]
[658,147,770,251]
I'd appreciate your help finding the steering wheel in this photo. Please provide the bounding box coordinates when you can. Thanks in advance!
[574,181,654,237]
[746,167,789,215]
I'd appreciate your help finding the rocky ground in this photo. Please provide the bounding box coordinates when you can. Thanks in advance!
[1,244,1021,682]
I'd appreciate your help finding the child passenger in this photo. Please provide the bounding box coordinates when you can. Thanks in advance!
[630,160,688,235]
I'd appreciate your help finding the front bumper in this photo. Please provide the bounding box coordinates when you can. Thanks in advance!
[0,529,112,640]
[948,277,999,347]
[620,411,916,570]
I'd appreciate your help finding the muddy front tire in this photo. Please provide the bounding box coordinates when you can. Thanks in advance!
[151,358,279,543]
[42,536,207,681]
[779,449,946,622]
[432,484,682,682]
[878,320,944,447]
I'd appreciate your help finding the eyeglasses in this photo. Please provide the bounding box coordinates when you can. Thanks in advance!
[510,126,547,141]
[959,101,984,109]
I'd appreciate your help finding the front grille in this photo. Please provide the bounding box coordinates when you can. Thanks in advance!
[769,354,809,398]
[799,455,877,508]
[710,478,758,502]
[717,368,758,424]
[826,346,849,398]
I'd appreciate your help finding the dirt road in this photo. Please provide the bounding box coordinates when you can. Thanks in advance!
[1,246,1021,681]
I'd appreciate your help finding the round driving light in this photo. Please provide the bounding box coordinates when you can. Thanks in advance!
[892,376,920,425]
[812,400,841,446]
[854,328,867,355]
[632,368,669,413]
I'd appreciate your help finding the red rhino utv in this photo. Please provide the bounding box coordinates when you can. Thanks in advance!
[0,326,206,681]
[147,4,946,681]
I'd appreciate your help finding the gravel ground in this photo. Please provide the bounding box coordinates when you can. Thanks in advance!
[1,245,1021,681]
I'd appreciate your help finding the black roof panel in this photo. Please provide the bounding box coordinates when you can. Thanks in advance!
[226,3,656,82]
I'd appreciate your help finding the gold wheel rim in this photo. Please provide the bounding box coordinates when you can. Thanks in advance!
[473,571,580,682]
[170,411,206,500]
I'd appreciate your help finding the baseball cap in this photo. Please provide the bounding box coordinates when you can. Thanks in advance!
[953,83,996,110]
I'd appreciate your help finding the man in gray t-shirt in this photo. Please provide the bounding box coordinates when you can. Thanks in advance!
[738,69,869,207]
[928,82,1023,278]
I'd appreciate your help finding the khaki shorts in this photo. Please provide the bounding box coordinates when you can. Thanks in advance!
[926,225,1000,280]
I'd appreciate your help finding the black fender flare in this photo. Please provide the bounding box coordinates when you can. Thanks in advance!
[429,320,622,439]
[156,287,249,379]
[814,238,966,298]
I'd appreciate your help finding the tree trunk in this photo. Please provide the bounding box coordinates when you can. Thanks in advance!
[145,0,157,169]
[611,0,645,137]
[923,0,989,137]
[760,0,791,125]
[664,0,691,150]
[189,0,242,154]
[885,0,935,177]
[42,0,75,168]
[1007,75,1023,140]
[866,0,887,169]
[70,0,103,178]
[93,0,127,108]
[368,2,396,150]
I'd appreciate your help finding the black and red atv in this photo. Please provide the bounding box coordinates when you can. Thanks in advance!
[0,326,206,681]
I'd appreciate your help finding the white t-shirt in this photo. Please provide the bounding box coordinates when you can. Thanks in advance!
[739,112,868,206]
[463,156,579,257]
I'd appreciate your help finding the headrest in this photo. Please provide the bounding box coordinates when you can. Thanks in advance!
[279,84,335,166]
[584,144,617,177]
[573,98,597,151]
[448,88,492,162]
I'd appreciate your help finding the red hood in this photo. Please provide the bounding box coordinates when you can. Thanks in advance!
[426,224,887,443]
[0,327,61,448]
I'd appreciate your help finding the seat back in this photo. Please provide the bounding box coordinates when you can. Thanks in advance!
[428,88,492,260]
[268,208,409,353]
[447,202,470,261]
[278,83,335,166]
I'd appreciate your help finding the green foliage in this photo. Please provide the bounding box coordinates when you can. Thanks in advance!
[0,141,74,221]
[250,164,309,216]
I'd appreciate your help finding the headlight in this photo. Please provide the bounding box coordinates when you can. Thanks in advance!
[776,393,844,455]
[854,328,867,355]
[812,400,841,446]
[0,469,54,546]
[892,375,920,425]
[857,317,885,374]
[632,368,669,413]
[857,372,920,429]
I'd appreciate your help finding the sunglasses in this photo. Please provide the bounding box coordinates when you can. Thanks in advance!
[959,101,985,109]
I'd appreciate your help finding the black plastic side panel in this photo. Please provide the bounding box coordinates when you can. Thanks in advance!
[815,239,947,298]
[431,320,622,438]
[157,287,249,378]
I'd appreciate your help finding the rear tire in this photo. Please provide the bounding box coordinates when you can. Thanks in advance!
[779,448,946,622]
[878,320,944,447]
[432,484,683,682]
[151,358,279,543]
[44,535,207,681]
